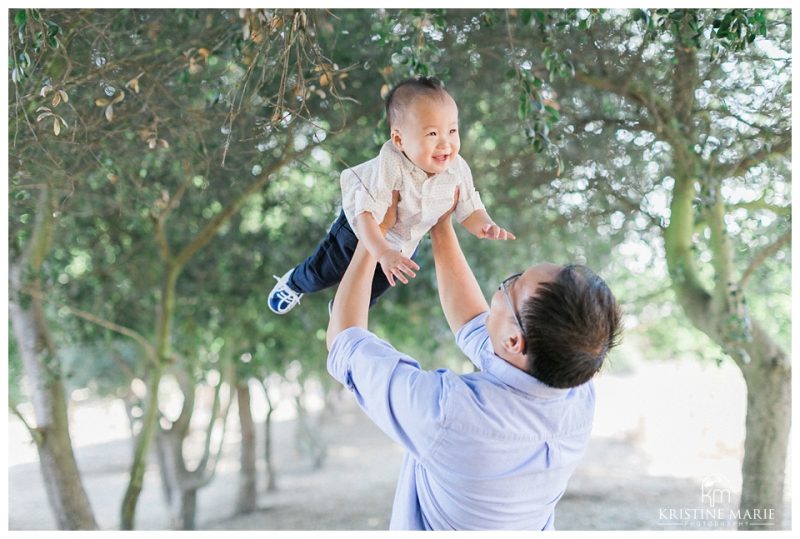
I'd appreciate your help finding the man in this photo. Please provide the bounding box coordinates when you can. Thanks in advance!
[326,199,621,530]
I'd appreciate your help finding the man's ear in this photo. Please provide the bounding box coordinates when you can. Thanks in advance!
[502,333,526,357]
[501,332,528,371]
[390,128,403,151]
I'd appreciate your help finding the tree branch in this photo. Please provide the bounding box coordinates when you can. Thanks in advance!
[739,230,791,289]
[67,305,158,365]
[705,183,736,306]
[173,132,299,269]
[572,115,656,134]
[626,285,672,306]
[730,199,791,217]
[720,136,791,178]
[9,404,44,446]
[573,70,672,138]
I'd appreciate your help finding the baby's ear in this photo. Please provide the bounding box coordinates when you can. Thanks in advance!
[390,129,403,151]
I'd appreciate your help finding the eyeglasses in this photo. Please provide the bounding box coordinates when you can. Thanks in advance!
[499,272,525,335]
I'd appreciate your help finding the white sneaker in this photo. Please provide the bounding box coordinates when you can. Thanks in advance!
[268,270,303,314]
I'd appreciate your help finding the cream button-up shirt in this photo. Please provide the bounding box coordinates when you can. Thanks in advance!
[340,141,485,255]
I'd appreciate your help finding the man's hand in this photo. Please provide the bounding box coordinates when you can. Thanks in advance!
[477,222,516,240]
[378,248,419,286]
[433,187,460,229]
[378,190,401,235]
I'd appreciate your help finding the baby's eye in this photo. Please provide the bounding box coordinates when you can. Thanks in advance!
[427,131,437,136]
[449,129,458,134]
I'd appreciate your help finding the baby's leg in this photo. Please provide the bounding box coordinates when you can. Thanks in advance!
[288,210,356,294]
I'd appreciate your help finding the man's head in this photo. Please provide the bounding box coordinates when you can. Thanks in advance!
[487,263,622,389]
[385,76,459,176]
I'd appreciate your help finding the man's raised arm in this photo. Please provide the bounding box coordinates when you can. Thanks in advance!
[326,240,376,350]
[430,207,489,335]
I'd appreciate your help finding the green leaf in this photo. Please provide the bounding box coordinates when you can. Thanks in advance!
[47,21,61,38]
[14,10,27,27]
[518,93,531,121]
[521,9,532,25]
[544,105,560,122]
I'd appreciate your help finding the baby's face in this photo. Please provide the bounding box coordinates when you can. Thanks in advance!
[392,93,460,177]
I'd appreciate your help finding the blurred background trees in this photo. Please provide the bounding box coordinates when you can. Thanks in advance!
[8,8,790,530]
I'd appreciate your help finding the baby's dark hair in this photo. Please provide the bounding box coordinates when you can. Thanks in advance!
[385,76,450,132]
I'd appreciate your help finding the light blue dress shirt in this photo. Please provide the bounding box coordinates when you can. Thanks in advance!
[327,312,595,530]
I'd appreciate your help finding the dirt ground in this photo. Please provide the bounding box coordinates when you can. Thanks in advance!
[7,358,792,531]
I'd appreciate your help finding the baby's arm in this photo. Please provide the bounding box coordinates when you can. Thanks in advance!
[461,209,516,240]
[354,192,419,286]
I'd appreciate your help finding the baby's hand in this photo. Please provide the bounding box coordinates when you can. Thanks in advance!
[478,222,516,240]
[378,249,419,286]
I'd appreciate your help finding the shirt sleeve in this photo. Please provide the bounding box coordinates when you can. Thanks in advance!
[454,312,493,370]
[454,158,486,223]
[353,142,403,227]
[327,327,449,459]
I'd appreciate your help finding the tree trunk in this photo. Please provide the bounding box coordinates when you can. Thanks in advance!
[261,379,277,492]
[8,186,98,530]
[155,360,233,529]
[294,392,326,470]
[665,172,790,530]
[156,424,203,530]
[8,292,99,530]
[178,489,199,530]
[120,366,163,530]
[236,380,258,513]
[737,322,791,530]
[121,263,178,529]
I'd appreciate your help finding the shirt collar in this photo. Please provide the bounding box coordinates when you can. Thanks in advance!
[483,352,570,400]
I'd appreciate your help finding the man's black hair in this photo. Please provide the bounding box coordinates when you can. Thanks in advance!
[521,265,622,389]
[385,76,449,131]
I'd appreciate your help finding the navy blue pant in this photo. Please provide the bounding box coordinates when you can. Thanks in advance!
[287,210,418,306]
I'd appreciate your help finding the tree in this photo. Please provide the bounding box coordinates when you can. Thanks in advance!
[9,8,348,529]
[506,8,790,528]
[9,8,790,531]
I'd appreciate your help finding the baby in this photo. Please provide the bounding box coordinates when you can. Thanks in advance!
[269,76,514,314]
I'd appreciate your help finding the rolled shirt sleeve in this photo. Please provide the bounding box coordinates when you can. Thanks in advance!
[454,312,492,370]
[341,142,403,232]
[327,327,448,459]
[453,158,485,223]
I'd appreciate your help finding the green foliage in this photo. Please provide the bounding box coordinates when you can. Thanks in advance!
[7,8,790,414]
